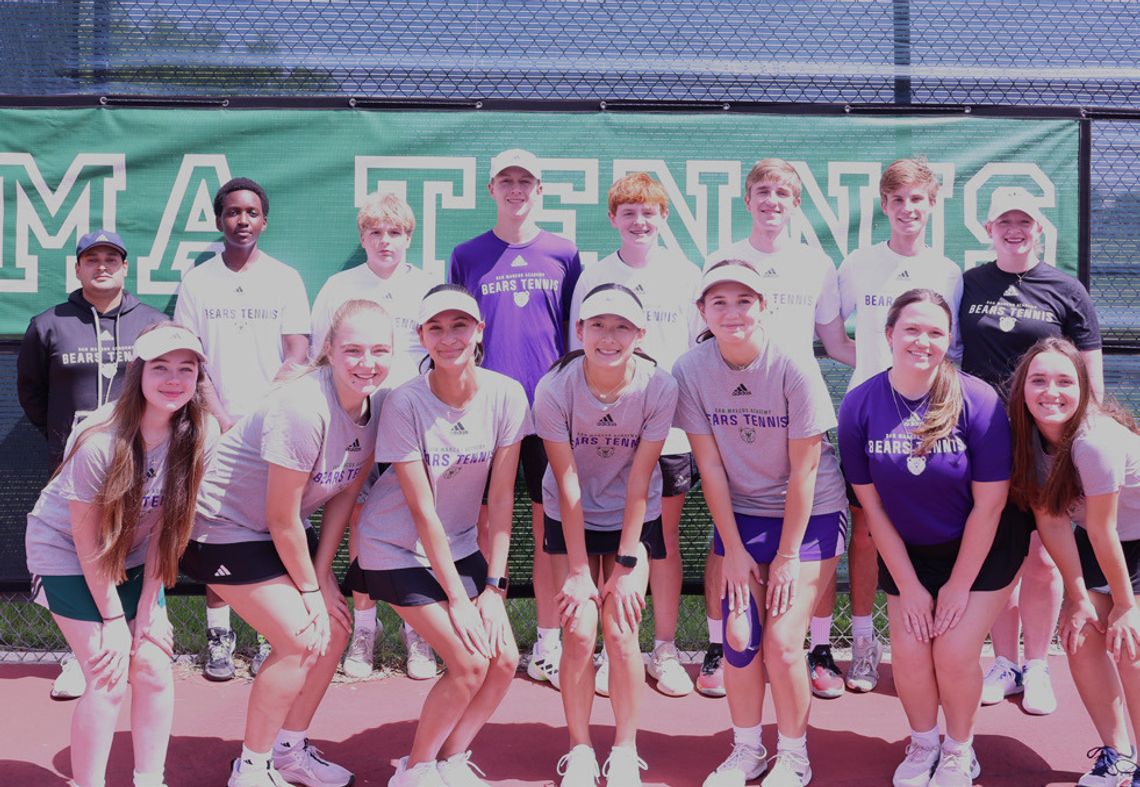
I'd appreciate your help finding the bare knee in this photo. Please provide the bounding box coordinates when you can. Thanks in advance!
[448,651,491,694]
[763,628,804,673]
[601,608,641,661]
[932,640,981,679]
[129,645,173,693]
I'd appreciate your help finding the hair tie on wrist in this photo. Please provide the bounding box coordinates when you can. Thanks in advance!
[776,550,799,560]
[102,613,125,623]
[299,588,320,594]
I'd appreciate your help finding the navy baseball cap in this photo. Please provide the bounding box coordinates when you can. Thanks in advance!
[76,230,128,258]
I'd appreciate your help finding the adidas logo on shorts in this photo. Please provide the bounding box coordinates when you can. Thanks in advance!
[731,383,752,396]
[346,438,362,452]
[597,413,616,426]
[451,421,468,435]
[762,267,778,278]
[214,565,232,578]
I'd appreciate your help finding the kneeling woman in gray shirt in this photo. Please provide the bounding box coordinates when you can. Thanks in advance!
[350,284,529,787]
[181,300,394,787]
[535,284,678,786]
[673,261,848,787]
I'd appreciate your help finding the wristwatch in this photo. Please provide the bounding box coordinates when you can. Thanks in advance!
[485,576,509,592]
[615,554,638,569]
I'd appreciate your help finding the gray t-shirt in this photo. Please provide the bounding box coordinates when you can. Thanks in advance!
[26,402,169,575]
[534,356,677,529]
[192,366,380,544]
[672,338,846,517]
[356,368,530,570]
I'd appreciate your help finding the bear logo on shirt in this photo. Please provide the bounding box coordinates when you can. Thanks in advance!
[514,292,530,308]
[739,427,756,444]
[596,446,615,458]
[999,316,1017,333]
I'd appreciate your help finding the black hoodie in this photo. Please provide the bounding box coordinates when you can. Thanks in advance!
[17,289,166,467]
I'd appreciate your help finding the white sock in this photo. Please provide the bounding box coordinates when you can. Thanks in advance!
[239,745,271,771]
[354,608,377,633]
[852,615,875,641]
[206,605,231,630]
[777,732,808,754]
[537,627,560,652]
[911,726,940,748]
[133,771,165,787]
[732,722,763,748]
[1023,657,1047,672]
[273,727,307,753]
[943,734,971,752]
[654,639,672,651]
[810,616,832,650]
[707,616,723,645]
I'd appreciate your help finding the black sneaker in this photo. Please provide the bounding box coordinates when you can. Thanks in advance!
[696,643,726,697]
[205,627,237,681]
[807,644,845,699]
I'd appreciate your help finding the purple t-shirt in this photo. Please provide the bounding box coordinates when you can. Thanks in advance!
[837,370,1012,545]
[449,229,582,402]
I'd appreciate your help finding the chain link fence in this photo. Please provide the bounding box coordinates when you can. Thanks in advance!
[2,1,1139,667]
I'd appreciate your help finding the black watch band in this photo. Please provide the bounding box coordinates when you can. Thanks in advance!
[615,553,638,569]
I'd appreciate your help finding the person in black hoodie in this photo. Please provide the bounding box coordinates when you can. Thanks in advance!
[17,229,164,701]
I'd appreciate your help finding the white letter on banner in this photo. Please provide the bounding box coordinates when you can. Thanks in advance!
[792,161,878,259]
[0,153,126,294]
[136,154,231,295]
[963,164,1056,270]
[927,163,956,257]
[613,159,740,261]
[354,156,476,282]
[533,158,598,267]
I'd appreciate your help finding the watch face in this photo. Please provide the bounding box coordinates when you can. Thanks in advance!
[616,554,638,568]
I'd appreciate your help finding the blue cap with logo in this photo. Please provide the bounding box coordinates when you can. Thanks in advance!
[76,229,128,258]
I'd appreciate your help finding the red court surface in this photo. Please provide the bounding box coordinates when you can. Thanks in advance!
[0,655,1108,786]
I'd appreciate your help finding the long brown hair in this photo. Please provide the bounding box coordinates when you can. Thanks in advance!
[60,322,210,585]
[1008,337,1138,515]
[885,288,963,456]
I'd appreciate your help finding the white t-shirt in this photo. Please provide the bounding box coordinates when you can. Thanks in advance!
[837,242,964,390]
[568,249,702,455]
[174,252,311,418]
[310,262,437,385]
[706,238,841,362]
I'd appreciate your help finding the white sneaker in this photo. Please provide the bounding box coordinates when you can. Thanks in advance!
[846,636,883,693]
[390,755,446,787]
[557,744,600,787]
[528,638,563,691]
[702,741,768,787]
[51,652,86,700]
[602,746,647,786]
[1020,660,1057,715]
[762,749,812,786]
[343,624,380,679]
[437,750,489,786]
[595,650,610,697]
[929,746,980,787]
[893,740,941,787]
[228,758,289,787]
[980,657,1022,705]
[273,739,354,787]
[402,625,438,680]
[250,635,272,677]
[647,641,694,697]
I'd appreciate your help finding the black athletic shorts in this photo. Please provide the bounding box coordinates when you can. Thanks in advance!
[1076,525,1140,595]
[180,528,319,585]
[879,502,1031,597]
[346,551,489,606]
[482,434,546,505]
[542,515,666,560]
[659,452,699,498]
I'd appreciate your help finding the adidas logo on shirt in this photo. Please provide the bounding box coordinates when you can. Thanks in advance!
[145,466,157,479]
[510,255,528,268]
[597,413,616,427]
[1004,285,1020,298]
[383,291,393,300]
[762,268,778,278]
[634,284,646,294]
[451,421,468,435]
[346,438,362,452]
[731,383,752,396]
[234,285,244,294]
[895,269,911,280]
[214,565,232,578]
[100,330,114,342]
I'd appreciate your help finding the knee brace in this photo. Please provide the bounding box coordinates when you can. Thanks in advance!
[721,593,763,668]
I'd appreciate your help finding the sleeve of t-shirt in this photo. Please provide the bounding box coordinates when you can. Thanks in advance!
[280,270,312,336]
[784,356,838,439]
[685,266,705,345]
[376,388,424,464]
[836,255,857,322]
[561,251,584,323]
[533,372,570,443]
[261,391,326,472]
[54,432,112,503]
[837,389,872,485]
[566,268,592,352]
[1072,426,1126,497]
[496,378,531,447]
[814,257,842,325]
[946,265,965,364]
[172,275,199,336]
[448,248,464,288]
[672,356,712,435]
[963,379,1012,482]
[309,282,334,355]
[1062,277,1103,351]
[644,372,679,442]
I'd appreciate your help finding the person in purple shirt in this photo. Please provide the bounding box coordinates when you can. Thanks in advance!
[449,148,582,690]
[838,289,1026,787]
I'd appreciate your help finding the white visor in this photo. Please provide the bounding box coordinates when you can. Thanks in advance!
[698,263,765,300]
[417,289,482,326]
[578,287,646,330]
[133,325,207,363]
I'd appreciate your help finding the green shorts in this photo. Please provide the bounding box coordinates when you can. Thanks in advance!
[34,565,164,622]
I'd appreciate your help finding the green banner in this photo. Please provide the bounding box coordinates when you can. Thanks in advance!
[0,108,1079,336]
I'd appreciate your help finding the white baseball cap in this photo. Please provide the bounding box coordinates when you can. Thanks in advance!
[490,149,541,179]
[133,324,207,363]
[417,288,482,326]
[579,285,646,329]
[698,261,766,300]
[986,187,1046,225]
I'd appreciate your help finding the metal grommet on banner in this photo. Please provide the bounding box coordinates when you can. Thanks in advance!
[844,104,852,114]
[599,100,607,111]
[722,103,730,111]
[964,106,972,114]
[475,100,484,109]
[99,96,108,106]
[221,99,229,108]
[348,98,357,108]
